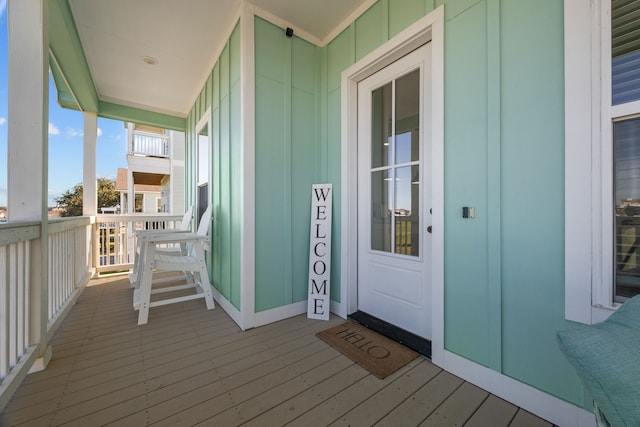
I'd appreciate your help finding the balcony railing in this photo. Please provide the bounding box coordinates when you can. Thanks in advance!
[131,131,169,158]
[0,213,183,410]
[94,214,184,274]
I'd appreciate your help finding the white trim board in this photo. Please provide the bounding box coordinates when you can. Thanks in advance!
[563,0,620,324]
[240,2,257,331]
[443,351,595,427]
[211,287,245,330]
[252,300,307,329]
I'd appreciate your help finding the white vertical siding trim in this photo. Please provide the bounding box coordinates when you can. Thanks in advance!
[241,1,256,330]
[564,0,596,324]
[564,0,619,324]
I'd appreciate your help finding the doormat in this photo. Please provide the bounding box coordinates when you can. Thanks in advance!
[316,321,418,379]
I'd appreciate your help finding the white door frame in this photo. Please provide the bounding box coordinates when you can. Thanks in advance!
[337,7,444,365]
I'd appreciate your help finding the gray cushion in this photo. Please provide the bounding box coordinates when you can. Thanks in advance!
[557,295,640,426]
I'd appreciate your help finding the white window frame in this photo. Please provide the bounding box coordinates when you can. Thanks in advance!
[564,0,637,324]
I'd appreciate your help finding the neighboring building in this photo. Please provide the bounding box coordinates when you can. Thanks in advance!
[114,167,161,214]
[122,123,185,214]
[6,1,639,425]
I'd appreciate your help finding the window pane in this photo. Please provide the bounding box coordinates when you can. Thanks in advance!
[612,0,640,105]
[371,83,392,168]
[614,118,640,299]
[395,165,420,257]
[395,69,420,164]
[198,131,209,185]
[198,183,208,227]
[371,169,392,252]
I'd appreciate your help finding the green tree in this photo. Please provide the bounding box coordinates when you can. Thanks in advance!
[55,178,120,217]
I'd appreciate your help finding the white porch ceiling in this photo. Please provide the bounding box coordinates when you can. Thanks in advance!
[68,0,372,118]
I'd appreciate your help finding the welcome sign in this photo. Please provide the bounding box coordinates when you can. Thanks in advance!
[307,184,332,320]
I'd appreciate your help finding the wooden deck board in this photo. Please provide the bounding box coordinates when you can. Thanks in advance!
[510,409,554,427]
[0,275,556,427]
[285,357,425,427]
[329,359,443,426]
[376,370,463,426]
[464,395,519,427]
[420,381,489,426]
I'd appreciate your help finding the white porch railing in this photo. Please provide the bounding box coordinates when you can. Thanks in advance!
[131,131,169,158]
[48,218,93,328]
[0,217,92,411]
[94,214,184,274]
[0,214,184,410]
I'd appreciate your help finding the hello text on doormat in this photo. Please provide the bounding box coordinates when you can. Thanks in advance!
[316,321,418,379]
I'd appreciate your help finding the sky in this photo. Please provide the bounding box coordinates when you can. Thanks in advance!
[0,3,128,207]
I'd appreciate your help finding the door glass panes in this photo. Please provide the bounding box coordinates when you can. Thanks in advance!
[395,69,420,163]
[371,169,392,252]
[612,0,640,105]
[370,68,420,257]
[395,165,420,256]
[371,83,392,168]
[614,118,640,299]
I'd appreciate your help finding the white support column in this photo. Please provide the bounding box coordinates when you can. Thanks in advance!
[127,169,134,214]
[7,0,49,223]
[127,122,134,154]
[83,112,98,216]
[7,0,50,363]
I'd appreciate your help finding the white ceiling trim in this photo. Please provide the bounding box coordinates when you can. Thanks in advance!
[188,7,242,119]
[320,0,377,46]
[251,4,323,46]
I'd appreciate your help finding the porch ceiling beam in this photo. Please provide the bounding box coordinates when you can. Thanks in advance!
[98,101,186,132]
[49,0,99,112]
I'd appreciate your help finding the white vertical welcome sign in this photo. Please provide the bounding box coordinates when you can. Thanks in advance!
[307,184,332,320]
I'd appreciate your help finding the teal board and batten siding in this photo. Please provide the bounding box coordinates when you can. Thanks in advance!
[254,17,320,311]
[320,0,585,409]
[186,22,242,310]
[183,0,586,409]
[499,0,581,403]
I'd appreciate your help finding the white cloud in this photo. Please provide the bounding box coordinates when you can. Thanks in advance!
[97,128,103,137]
[48,122,60,135]
[0,117,6,126]
[0,0,6,18]
[66,128,83,138]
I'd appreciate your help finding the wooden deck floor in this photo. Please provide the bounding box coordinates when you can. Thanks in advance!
[1,275,554,426]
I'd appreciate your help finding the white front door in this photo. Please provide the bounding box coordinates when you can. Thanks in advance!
[357,44,432,339]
